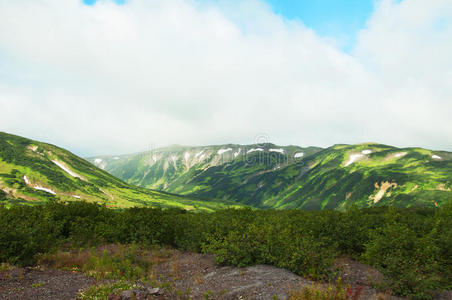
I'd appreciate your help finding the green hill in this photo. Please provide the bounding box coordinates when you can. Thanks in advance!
[87,143,321,198]
[0,132,234,211]
[89,143,452,209]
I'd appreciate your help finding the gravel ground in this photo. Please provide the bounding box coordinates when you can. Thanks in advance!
[0,266,95,300]
[1,252,450,300]
[140,252,406,299]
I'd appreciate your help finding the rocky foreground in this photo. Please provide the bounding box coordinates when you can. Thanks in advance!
[1,250,436,300]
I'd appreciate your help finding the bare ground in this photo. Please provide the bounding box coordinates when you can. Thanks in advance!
[1,251,450,300]
[0,266,95,300]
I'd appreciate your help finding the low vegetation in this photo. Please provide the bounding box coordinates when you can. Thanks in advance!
[0,201,451,299]
[39,244,158,281]
[288,278,363,300]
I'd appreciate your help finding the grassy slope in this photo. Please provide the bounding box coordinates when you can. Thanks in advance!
[87,144,322,201]
[248,143,452,209]
[0,132,235,211]
[90,143,452,209]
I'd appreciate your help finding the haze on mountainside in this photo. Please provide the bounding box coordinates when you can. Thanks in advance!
[0,0,451,156]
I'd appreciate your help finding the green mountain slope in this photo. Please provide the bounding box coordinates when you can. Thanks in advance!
[236,143,452,209]
[88,144,321,193]
[90,143,452,209]
[0,132,234,211]
[88,143,321,197]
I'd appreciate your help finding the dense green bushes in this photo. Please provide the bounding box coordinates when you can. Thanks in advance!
[0,189,6,201]
[0,201,451,299]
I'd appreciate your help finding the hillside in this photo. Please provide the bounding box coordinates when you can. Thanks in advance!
[239,143,452,209]
[88,144,321,198]
[0,132,234,211]
[89,143,452,209]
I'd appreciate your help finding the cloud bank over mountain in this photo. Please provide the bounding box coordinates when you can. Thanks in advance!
[0,0,451,155]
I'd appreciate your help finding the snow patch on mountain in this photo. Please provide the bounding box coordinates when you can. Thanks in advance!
[247,148,263,154]
[73,195,81,199]
[344,153,365,167]
[394,152,407,158]
[170,155,178,169]
[94,158,103,164]
[294,152,304,158]
[34,186,56,195]
[362,150,372,155]
[269,148,284,154]
[233,149,241,158]
[195,151,204,158]
[218,148,232,155]
[184,152,190,161]
[432,155,442,160]
[52,160,83,179]
[23,175,29,185]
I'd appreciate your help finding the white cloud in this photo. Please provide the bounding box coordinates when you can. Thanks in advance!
[0,0,451,156]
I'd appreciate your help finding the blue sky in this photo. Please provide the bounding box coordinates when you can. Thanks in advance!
[83,0,375,51]
[83,0,125,5]
[265,0,374,50]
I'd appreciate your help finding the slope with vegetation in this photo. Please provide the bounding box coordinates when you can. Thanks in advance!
[90,143,452,209]
[0,132,233,211]
[88,143,321,194]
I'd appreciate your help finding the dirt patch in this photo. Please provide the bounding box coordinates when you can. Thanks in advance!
[27,145,38,152]
[437,184,451,191]
[370,181,397,204]
[410,185,419,192]
[124,251,409,299]
[0,266,95,300]
[3,251,450,300]
[0,186,13,195]
[99,188,114,201]
[149,252,311,299]
[335,256,395,299]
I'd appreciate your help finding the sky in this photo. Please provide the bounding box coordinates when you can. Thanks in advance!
[0,0,451,156]
[266,0,375,51]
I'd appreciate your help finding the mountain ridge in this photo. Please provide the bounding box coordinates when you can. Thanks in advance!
[0,131,236,211]
[88,142,452,209]
[2,130,450,211]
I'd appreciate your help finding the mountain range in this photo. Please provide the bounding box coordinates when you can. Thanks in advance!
[88,142,452,209]
[1,131,451,210]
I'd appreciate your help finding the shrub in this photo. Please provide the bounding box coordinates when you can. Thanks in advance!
[363,213,442,299]
[0,201,451,298]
